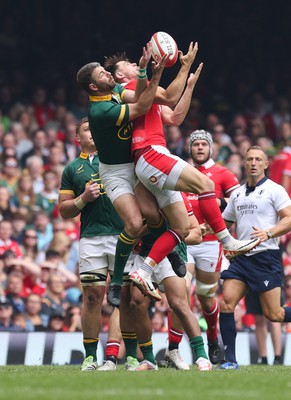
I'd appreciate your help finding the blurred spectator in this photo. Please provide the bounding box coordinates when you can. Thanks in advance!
[12,312,26,331]
[10,172,38,213]
[151,310,167,332]
[35,169,59,217]
[31,86,54,129]
[10,121,33,159]
[19,227,39,262]
[23,293,48,331]
[5,272,26,313]
[69,89,88,120]
[212,123,232,146]
[0,219,22,258]
[62,304,82,332]
[63,121,80,163]
[224,152,244,181]
[0,186,13,220]
[247,116,267,141]
[25,155,45,194]
[41,272,66,318]
[271,96,291,138]
[1,133,17,159]
[16,108,39,137]
[46,232,78,285]
[47,310,66,332]
[244,92,276,139]
[0,156,21,193]
[0,145,17,167]
[0,296,22,331]
[11,212,27,244]
[43,143,65,173]
[165,125,184,157]
[33,210,53,252]
[269,136,291,189]
[20,128,49,168]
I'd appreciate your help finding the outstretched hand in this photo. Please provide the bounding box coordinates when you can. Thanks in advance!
[139,41,152,69]
[187,62,203,88]
[151,53,170,76]
[179,41,198,68]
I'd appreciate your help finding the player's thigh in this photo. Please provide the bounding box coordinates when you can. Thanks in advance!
[259,287,282,318]
[220,279,247,311]
[175,163,214,193]
[134,181,160,224]
[162,200,190,234]
[113,192,143,232]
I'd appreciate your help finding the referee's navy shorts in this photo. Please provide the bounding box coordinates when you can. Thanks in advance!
[220,250,283,292]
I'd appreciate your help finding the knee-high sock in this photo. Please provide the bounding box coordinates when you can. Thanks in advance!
[167,310,183,350]
[198,191,226,234]
[139,340,156,364]
[112,230,135,285]
[203,300,219,342]
[189,336,208,360]
[145,229,181,267]
[219,312,237,363]
[147,215,167,239]
[83,338,99,361]
[122,331,138,359]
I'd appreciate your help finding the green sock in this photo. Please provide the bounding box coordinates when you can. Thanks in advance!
[83,338,99,361]
[112,230,135,285]
[190,336,208,360]
[122,332,138,359]
[139,340,156,365]
[147,216,167,239]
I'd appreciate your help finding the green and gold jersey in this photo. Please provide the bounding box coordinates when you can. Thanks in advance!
[88,84,132,165]
[60,152,124,238]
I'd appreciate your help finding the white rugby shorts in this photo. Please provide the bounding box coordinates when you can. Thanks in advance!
[187,241,223,273]
[99,162,138,203]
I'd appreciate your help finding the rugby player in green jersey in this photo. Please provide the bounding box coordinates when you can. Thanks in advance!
[59,118,139,371]
[77,43,199,308]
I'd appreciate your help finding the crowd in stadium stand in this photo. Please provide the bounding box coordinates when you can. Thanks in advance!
[1,1,291,337]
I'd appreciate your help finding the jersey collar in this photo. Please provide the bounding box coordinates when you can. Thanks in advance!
[245,176,268,196]
[89,92,121,103]
[196,158,214,170]
[79,151,98,159]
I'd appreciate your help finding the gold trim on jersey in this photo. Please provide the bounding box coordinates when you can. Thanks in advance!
[59,189,74,195]
[116,105,126,126]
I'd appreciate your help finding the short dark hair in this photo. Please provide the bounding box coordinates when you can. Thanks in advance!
[104,52,130,78]
[76,117,89,135]
[76,62,100,93]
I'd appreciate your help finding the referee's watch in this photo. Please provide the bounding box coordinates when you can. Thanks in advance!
[266,230,273,239]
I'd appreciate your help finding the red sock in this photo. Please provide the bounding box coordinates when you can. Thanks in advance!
[203,300,219,342]
[106,340,120,360]
[198,191,226,233]
[167,310,183,349]
[147,230,181,265]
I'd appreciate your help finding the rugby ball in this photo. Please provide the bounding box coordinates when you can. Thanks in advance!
[150,31,178,68]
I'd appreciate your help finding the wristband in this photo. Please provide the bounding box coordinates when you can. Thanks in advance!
[219,198,228,212]
[74,196,86,210]
[138,68,147,79]
[138,73,147,79]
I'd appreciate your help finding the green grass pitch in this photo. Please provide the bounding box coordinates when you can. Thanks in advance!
[1,365,291,400]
